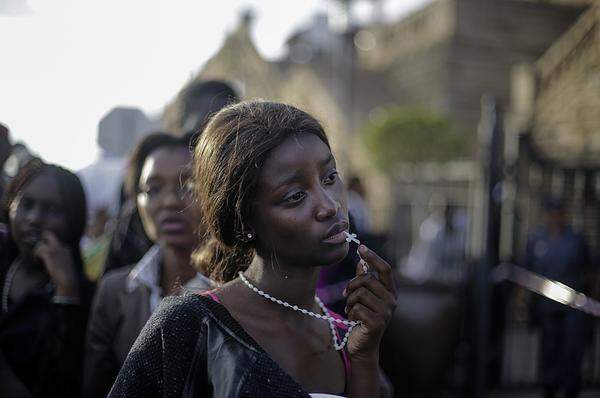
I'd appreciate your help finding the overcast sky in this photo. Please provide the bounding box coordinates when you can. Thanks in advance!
[0,0,431,170]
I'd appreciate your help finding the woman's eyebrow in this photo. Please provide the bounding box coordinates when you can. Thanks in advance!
[272,171,302,192]
[319,154,335,167]
[272,154,334,191]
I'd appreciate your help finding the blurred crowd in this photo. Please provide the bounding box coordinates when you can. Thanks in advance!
[0,80,385,397]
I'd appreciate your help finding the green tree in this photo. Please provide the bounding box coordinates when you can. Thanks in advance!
[362,107,468,173]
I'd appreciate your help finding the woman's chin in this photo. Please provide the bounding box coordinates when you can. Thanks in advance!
[320,244,350,267]
[159,235,197,251]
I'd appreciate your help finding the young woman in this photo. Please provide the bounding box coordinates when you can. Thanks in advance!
[0,159,92,398]
[109,101,397,397]
[84,133,212,398]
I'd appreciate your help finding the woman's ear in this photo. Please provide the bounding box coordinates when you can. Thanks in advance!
[238,227,255,243]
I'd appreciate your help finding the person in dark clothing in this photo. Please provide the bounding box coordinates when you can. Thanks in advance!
[83,133,212,398]
[524,197,591,398]
[101,174,154,276]
[109,101,397,397]
[180,79,239,134]
[0,159,93,398]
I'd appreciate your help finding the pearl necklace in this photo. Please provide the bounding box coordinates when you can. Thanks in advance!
[238,271,358,351]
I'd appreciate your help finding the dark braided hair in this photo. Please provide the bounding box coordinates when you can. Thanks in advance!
[1,159,87,277]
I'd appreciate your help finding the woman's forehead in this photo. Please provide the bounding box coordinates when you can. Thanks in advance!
[259,133,333,186]
[140,146,191,182]
[20,170,61,201]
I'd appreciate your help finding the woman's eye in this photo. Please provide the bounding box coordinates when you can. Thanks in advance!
[144,185,162,197]
[50,204,64,215]
[284,191,306,203]
[323,171,338,185]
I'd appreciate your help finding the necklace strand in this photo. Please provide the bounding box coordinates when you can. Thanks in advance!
[238,271,358,351]
[2,260,21,313]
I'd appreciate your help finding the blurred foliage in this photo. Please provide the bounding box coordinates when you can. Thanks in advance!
[362,107,468,173]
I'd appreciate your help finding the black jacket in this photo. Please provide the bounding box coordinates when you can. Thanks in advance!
[0,275,91,398]
[83,265,152,398]
[109,294,318,397]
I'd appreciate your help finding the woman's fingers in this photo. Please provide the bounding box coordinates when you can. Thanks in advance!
[345,286,393,320]
[35,230,58,250]
[358,245,396,296]
[344,272,396,306]
[40,230,60,247]
[347,302,386,331]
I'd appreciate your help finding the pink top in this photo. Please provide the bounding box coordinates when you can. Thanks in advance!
[202,291,352,390]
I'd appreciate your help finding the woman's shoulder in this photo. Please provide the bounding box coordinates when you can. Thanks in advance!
[151,293,214,326]
[141,293,232,343]
[109,294,218,397]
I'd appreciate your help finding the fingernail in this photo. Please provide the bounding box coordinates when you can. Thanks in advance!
[359,245,367,255]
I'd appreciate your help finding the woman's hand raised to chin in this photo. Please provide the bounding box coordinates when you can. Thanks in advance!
[34,231,80,298]
[343,245,397,397]
[343,244,397,363]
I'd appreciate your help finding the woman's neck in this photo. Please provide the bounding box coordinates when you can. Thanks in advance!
[160,244,197,296]
[242,255,321,311]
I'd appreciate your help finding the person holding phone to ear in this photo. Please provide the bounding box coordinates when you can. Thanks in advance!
[0,159,93,398]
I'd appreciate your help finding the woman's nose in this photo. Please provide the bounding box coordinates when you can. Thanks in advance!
[25,205,44,225]
[315,188,339,221]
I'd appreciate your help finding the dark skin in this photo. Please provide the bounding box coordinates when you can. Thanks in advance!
[136,146,202,295]
[216,134,397,396]
[8,171,79,303]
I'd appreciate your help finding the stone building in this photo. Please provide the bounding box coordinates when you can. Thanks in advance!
[363,0,585,133]
[162,0,590,234]
[508,2,600,256]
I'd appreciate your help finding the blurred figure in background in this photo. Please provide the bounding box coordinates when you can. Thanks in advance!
[346,175,371,235]
[403,195,467,285]
[102,80,238,275]
[524,197,591,398]
[0,159,92,398]
[101,185,153,275]
[79,107,157,279]
[83,133,212,398]
[180,79,240,134]
[0,123,35,198]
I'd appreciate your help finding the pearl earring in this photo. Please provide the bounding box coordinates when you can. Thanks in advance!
[247,233,253,239]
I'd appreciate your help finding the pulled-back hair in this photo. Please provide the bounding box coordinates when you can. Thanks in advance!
[1,159,87,275]
[124,133,188,199]
[192,100,330,284]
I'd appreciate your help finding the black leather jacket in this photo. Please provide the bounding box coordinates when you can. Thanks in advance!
[109,294,314,397]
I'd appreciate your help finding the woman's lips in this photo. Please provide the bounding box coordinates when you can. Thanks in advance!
[323,230,349,245]
[159,218,187,233]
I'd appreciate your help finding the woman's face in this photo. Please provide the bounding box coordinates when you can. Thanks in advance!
[9,170,69,255]
[137,146,201,250]
[250,133,349,268]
